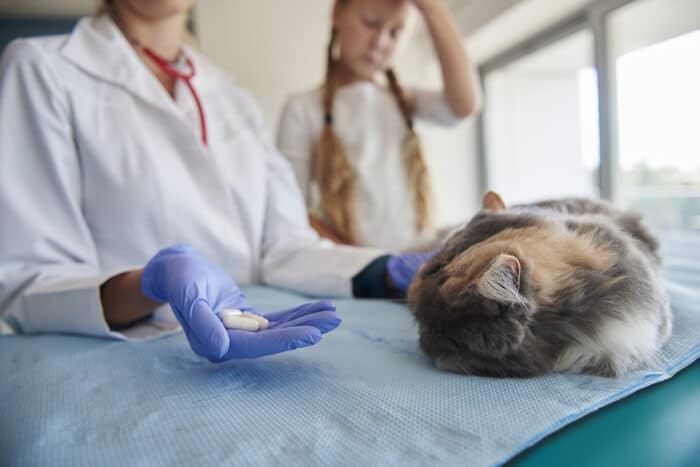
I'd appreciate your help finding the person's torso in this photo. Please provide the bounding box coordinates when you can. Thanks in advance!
[35,17,273,283]
[293,83,432,252]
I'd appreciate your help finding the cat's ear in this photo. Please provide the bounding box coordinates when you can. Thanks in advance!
[482,191,506,211]
[478,254,523,304]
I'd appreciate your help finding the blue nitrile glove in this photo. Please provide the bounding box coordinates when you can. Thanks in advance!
[386,251,436,294]
[141,244,341,362]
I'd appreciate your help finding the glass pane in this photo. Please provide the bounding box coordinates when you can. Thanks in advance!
[483,29,599,204]
[608,0,700,232]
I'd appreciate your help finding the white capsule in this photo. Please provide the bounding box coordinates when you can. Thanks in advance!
[241,311,269,330]
[220,312,259,331]
[220,308,243,316]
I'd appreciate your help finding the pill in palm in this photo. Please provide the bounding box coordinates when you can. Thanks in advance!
[221,308,242,316]
[241,311,269,330]
[220,309,259,331]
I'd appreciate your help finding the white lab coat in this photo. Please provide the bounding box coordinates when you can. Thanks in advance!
[0,16,382,339]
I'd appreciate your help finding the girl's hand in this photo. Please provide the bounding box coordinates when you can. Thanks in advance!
[410,0,482,119]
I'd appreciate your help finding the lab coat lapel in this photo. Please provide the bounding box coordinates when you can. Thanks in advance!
[60,15,182,119]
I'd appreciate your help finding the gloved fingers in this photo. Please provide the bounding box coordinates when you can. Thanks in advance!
[162,242,196,254]
[222,326,322,359]
[263,300,336,323]
[268,310,342,334]
[150,243,198,262]
[183,299,230,362]
[387,252,437,281]
[387,257,416,293]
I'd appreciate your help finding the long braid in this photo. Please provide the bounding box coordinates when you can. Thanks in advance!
[385,68,434,232]
[313,29,356,242]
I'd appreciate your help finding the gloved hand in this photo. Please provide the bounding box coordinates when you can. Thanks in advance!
[386,251,436,294]
[141,244,340,362]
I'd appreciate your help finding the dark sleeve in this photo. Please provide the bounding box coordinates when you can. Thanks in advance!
[352,255,392,298]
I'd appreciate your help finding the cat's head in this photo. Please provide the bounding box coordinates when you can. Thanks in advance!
[408,191,537,368]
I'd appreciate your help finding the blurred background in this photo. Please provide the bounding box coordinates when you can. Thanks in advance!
[1,0,698,233]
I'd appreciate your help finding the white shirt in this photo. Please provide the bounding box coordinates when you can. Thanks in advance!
[277,82,461,252]
[0,16,382,339]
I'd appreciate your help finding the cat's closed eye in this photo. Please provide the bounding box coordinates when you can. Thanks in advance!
[480,300,501,317]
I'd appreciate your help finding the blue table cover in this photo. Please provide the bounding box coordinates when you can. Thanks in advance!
[1,234,699,466]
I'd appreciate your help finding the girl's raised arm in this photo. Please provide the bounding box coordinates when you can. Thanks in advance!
[414,0,481,117]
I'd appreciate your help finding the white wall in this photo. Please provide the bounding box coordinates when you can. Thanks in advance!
[195,0,330,135]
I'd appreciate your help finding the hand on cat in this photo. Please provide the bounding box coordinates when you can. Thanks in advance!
[386,251,437,294]
[141,244,341,361]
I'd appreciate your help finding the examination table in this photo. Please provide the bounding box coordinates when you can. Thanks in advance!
[1,233,698,466]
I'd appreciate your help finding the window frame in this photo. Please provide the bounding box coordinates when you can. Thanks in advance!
[475,0,637,202]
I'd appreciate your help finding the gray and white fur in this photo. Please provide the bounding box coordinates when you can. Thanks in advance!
[408,192,671,377]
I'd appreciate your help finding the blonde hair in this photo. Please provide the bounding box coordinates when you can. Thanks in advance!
[314,29,433,243]
[96,0,110,15]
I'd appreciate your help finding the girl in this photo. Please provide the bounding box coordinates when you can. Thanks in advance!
[277,0,481,252]
[0,0,430,362]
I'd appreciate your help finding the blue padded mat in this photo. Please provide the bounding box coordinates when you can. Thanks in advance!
[1,236,699,466]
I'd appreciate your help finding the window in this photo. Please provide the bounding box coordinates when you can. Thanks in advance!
[482,29,599,204]
[479,0,700,233]
[608,0,700,231]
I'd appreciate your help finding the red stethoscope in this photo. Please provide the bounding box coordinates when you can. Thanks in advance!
[141,46,208,146]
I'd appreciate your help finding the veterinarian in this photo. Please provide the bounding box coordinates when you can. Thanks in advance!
[0,0,433,362]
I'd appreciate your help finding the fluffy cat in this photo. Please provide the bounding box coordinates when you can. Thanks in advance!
[408,191,672,377]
